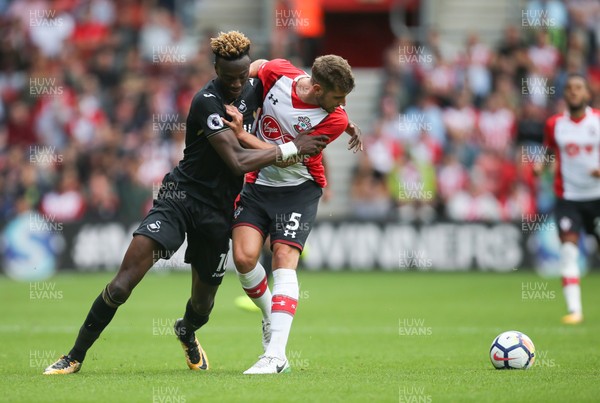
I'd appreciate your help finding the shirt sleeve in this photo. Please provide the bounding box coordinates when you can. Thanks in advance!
[258,59,306,97]
[191,92,228,139]
[311,108,349,144]
[543,115,558,151]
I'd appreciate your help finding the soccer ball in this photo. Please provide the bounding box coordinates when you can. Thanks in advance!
[489,330,536,369]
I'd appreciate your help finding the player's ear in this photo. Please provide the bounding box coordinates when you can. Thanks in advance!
[313,82,323,96]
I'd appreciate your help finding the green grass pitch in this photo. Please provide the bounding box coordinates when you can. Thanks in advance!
[1,270,599,402]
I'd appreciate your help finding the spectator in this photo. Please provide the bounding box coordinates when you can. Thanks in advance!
[477,93,515,155]
[442,89,479,167]
[39,168,85,222]
[349,155,391,220]
[85,170,119,220]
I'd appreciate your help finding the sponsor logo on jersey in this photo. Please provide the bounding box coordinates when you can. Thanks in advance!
[261,115,293,142]
[203,93,216,98]
[565,142,595,156]
[233,206,243,220]
[207,113,224,130]
[293,116,312,133]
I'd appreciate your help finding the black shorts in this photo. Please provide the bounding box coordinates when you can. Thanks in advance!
[134,174,231,285]
[554,197,600,237]
[232,181,322,251]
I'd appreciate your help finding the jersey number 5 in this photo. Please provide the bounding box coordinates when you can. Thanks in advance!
[285,212,302,230]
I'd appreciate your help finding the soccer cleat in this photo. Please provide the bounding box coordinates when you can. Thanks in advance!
[243,355,290,375]
[262,319,271,353]
[561,312,583,325]
[43,355,81,375]
[174,319,209,370]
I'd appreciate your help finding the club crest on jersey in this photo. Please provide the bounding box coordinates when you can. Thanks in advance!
[261,115,293,142]
[238,100,247,113]
[293,116,312,133]
[147,220,162,233]
[207,113,224,130]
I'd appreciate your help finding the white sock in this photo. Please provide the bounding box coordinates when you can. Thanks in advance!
[560,242,582,315]
[237,262,272,321]
[265,269,298,360]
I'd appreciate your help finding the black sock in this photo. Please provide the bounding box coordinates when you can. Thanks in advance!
[178,300,211,343]
[68,287,121,362]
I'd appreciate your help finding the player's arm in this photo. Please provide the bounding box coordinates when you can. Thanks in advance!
[222,104,304,168]
[208,129,325,176]
[345,120,363,152]
[222,105,272,150]
[250,59,268,78]
[195,93,325,175]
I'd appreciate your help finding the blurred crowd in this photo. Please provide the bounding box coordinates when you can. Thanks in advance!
[1,0,600,225]
[0,0,218,223]
[351,0,600,222]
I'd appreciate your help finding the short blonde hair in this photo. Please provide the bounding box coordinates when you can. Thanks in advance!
[311,55,355,93]
[210,31,251,60]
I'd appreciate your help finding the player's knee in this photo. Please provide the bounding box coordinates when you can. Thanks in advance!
[190,295,214,316]
[272,244,299,265]
[107,280,133,304]
[233,249,258,273]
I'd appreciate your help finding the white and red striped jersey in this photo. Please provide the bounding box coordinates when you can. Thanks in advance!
[544,107,600,200]
[246,59,348,188]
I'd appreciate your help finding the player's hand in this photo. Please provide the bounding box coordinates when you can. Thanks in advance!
[293,131,328,156]
[345,121,363,153]
[591,169,600,178]
[222,104,244,136]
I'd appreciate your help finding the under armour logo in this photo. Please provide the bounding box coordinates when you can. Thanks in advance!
[268,93,279,105]
[248,290,261,297]
[283,230,296,238]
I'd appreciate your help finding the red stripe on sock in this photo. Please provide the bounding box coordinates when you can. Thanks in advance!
[562,277,580,286]
[271,294,298,316]
[244,275,268,298]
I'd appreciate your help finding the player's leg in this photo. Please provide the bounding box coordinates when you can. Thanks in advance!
[232,226,272,321]
[243,244,301,375]
[555,199,584,324]
[234,235,273,314]
[244,182,321,375]
[174,204,230,370]
[174,269,218,370]
[44,192,187,374]
[43,235,164,374]
[232,189,274,352]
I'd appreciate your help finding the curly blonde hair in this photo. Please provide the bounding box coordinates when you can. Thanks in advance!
[312,55,355,94]
[210,31,251,60]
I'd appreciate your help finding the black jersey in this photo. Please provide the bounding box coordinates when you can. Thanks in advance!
[171,77,263,212]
